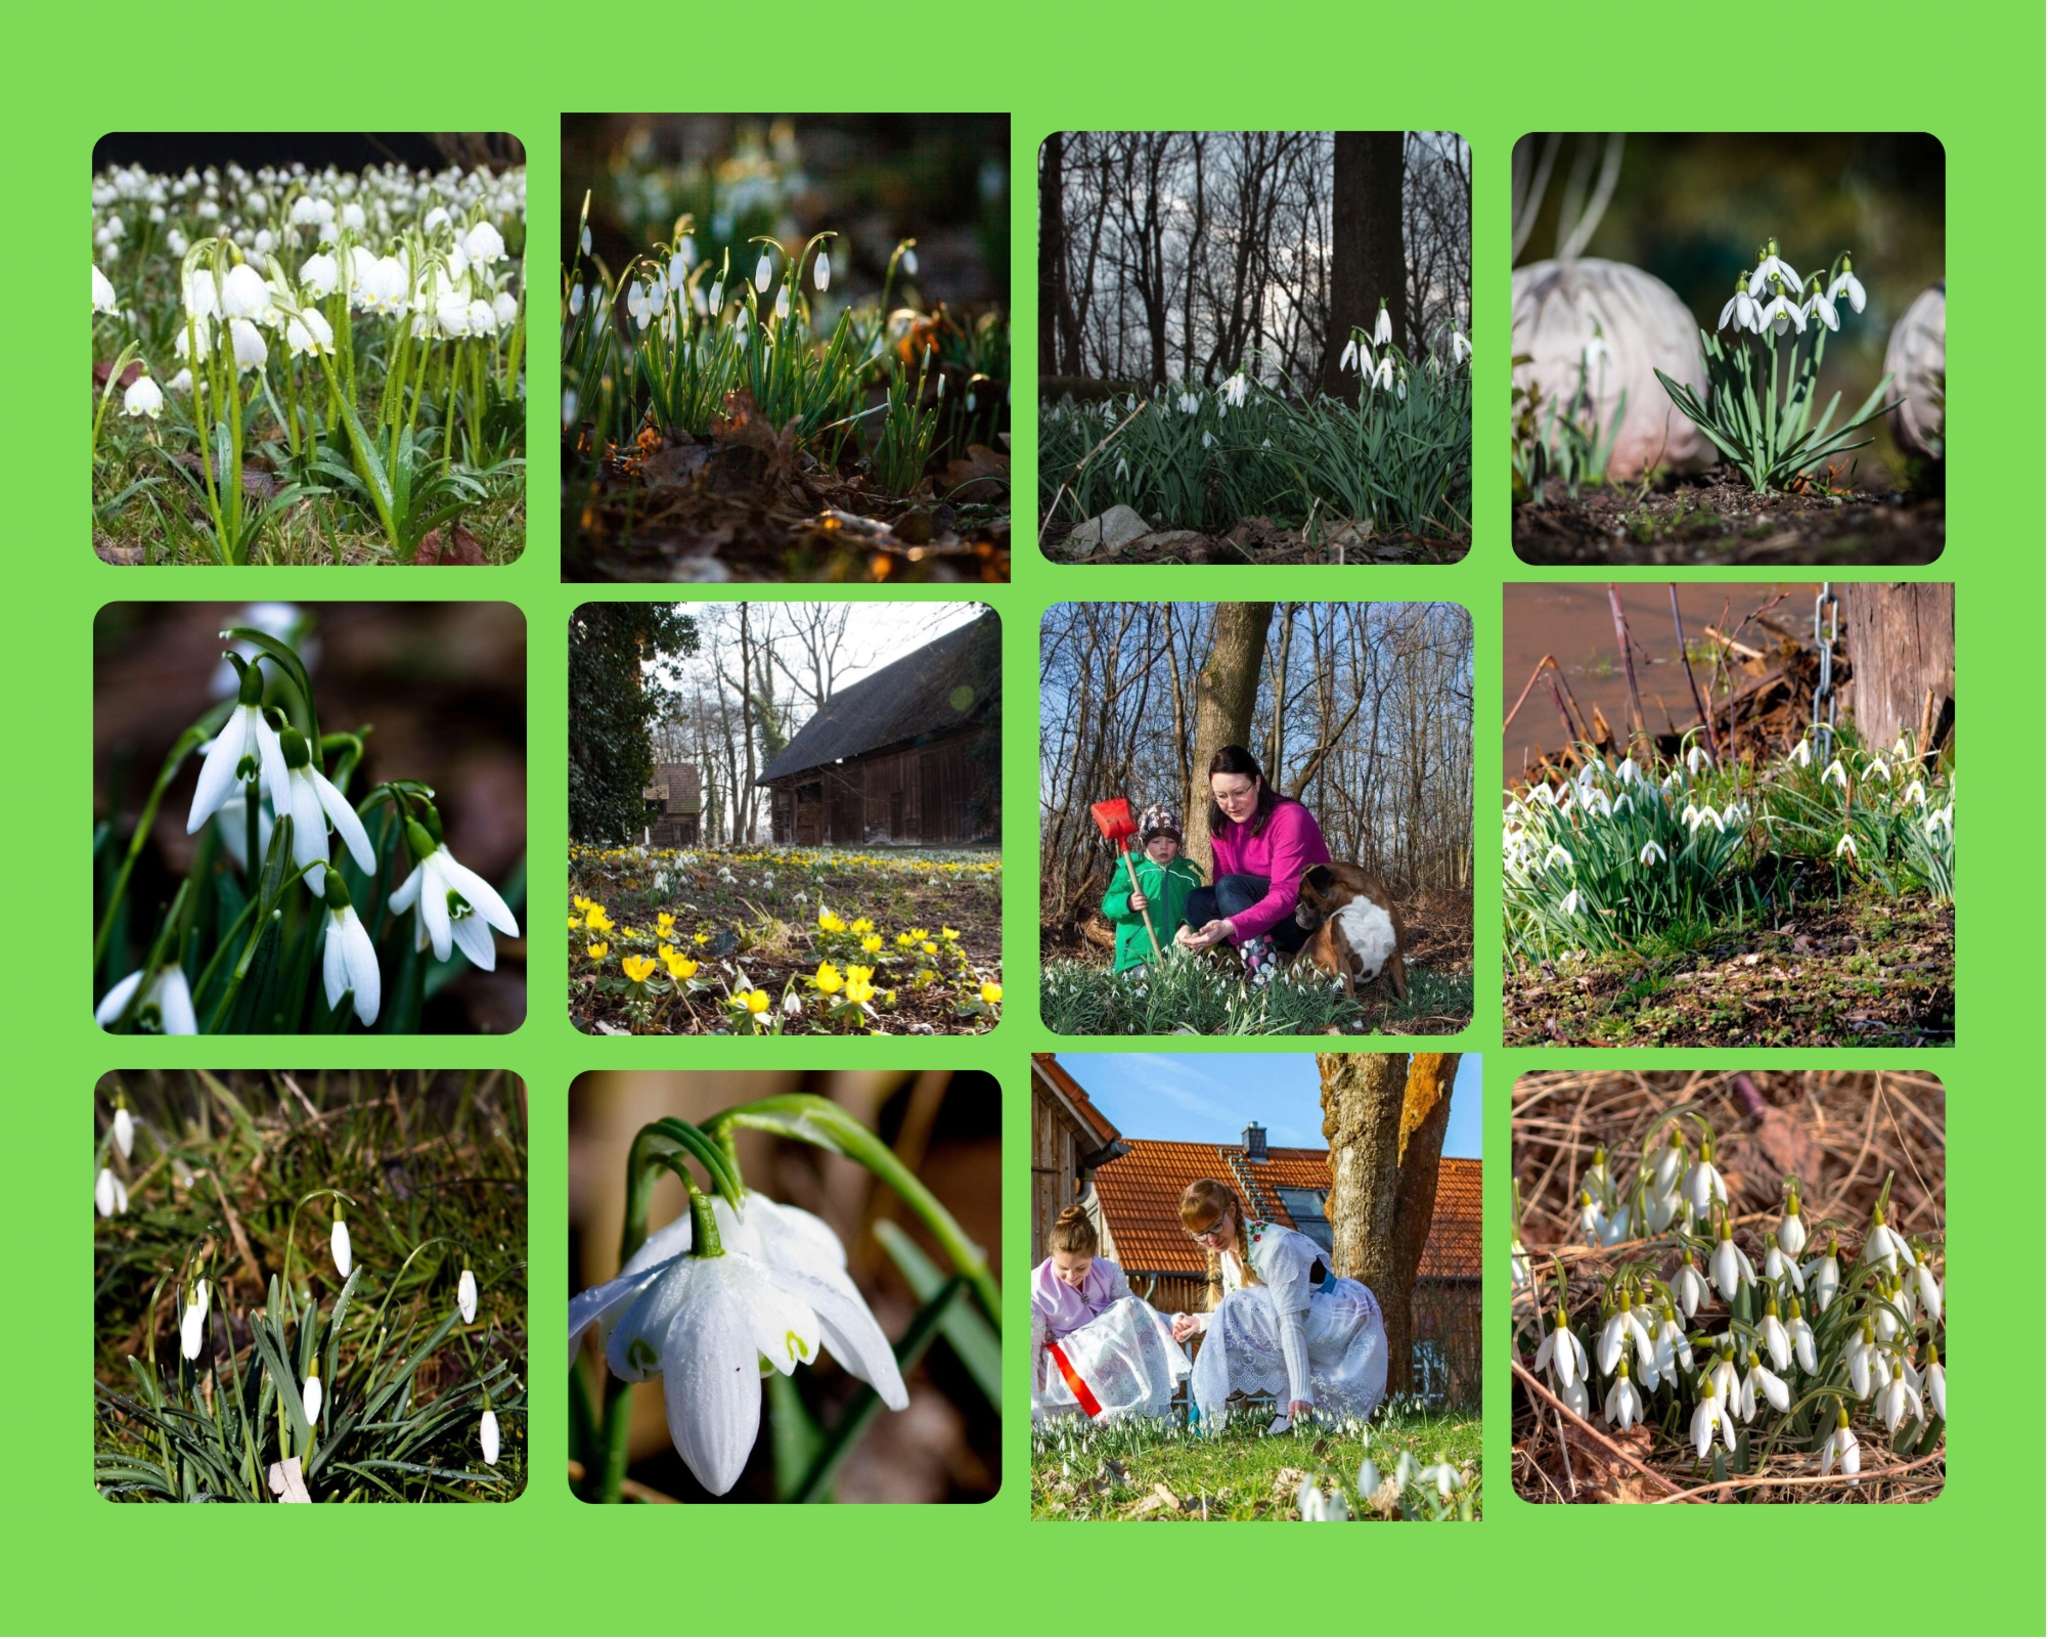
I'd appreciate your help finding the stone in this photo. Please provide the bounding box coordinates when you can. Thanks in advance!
[1883,281,1945,461]
[1064,505,1151,555]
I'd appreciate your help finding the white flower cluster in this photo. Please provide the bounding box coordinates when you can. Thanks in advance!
[1715,238,1868,338]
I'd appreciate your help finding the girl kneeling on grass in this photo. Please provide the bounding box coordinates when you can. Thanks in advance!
[1101,805,1204,975]
[1176,745,1332,986]
[1168,1178,1387,1430]
[1031,1205,1189,1422]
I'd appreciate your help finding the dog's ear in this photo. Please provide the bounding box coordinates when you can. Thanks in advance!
[1301,864,1334,897]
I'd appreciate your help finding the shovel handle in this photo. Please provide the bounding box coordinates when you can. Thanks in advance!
[1121,849,1163,959]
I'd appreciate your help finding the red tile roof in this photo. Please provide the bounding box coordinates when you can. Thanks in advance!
[1094,1141,1482,1284]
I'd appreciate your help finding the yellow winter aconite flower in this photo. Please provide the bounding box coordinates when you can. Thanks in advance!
[587,942,610,960]
[907,927,931,942]
[921,941,939,956]
[980,982,1004,1005]
[860,934,884,954]
[585,907,615,934]
[622,954,658,984]
[895,932,916,949]
[941,927,960,941]
[692,931,710,947]
[572,895,594,912]
[812,962,845,995]
[735,989,771,1015]
[568,913,584,930]
[818,909,848,934]
[663,951,698,981]
[656,912,676,936]
[851,917,875,934]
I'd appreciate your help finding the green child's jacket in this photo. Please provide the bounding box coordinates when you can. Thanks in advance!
[1101,853,1205,973]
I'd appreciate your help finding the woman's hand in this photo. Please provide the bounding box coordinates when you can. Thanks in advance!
[1170,1313,1199,1343]
[1178,918,1232,952]
[1128,889,1148,913]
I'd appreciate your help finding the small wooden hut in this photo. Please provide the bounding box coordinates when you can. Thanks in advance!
[642,763,703,846]
[757,612,1001,847]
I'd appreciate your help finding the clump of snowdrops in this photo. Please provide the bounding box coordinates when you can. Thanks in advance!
[93,620,523,1035]
[1510,325,1627,501]
[1655,238,1898,493]
[1041,311,1471,546]
[92,1080,524,1503]
[561,195,1006,496]
[1503,728,1954,966]
[569,1095,999,1502]
[1514,1120,1944,1494]
[91,156,526,563]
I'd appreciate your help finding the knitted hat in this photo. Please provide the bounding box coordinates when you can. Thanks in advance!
[1137,804,1182,842]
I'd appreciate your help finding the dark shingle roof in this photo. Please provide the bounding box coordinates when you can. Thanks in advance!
[1093,1141,1482,1283]
[757,611,1000,784]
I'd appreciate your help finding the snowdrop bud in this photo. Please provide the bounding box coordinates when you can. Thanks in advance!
[813,250,830,293]
[774,284,790,321]
[113,1104,135,1160]
[1819,1404,1860,1480]
[1777,1188,1807,1255]
[753,250,772,292]
[302,1369,323,1428]
[1925,1344,1945,1421]
[331,1213,353,1278]
[458,1268,478,1324]
[1356,1455,1380,1498]
[480,1408,500,1466]
[95,1166,127,1218]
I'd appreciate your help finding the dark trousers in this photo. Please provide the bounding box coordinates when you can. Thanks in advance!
[1184,874,1309,953]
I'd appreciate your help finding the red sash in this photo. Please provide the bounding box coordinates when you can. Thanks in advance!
[1046,1339,1103,1417]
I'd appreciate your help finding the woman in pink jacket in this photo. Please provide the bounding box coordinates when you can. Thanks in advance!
[1174,745,1332,984]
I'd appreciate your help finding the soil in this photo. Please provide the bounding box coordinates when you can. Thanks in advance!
[1503,893,1953,1048]
[564,407,1011,583]
[1513,473,1943,566]
[1040,515,1467,567]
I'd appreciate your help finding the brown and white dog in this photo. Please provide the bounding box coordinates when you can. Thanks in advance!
[1293,864,1409,1002]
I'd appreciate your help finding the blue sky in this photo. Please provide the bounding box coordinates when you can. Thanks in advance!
[1059,1053,1482,1157]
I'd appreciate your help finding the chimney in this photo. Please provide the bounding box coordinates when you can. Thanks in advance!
[1242,1122,1268,1161]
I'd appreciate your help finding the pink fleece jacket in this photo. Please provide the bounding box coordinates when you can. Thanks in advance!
[1210,799,1332,941]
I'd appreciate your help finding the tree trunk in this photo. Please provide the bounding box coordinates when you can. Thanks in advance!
[1318,1051,1407,1318]
[1843,584,1955,757]
[1326,132,1407,396]
[1384,1052,1459,1395]
[1182,601,1273,874]
[1039,131,1067,378]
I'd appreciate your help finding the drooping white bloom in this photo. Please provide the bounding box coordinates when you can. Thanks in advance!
[1672,1258,1708,1320]
[1509,1236,1531,1290]
[93,263,118,313]
[1804,280,1840,333]
[900,248,918,276]
[1581,333,1611,374]
[1777,1199,1807,1256]
[389,829,522,971]
[567,1191,909,1496]
[1296,1477,1348,1520]
[123,374,164,419]
[1709,1225,1754,1303]
[458,1267,479,1324]
[285,309,335,358]
[1846,1324,1888,1401]
[753,250,773,293]
[302,1368,323,1428]
[1638,840,1667,868]
[356,254,409,315]
[463,220,505,266]
[1878,1364,1924,1434]
[1338,336,1359,372]
[1747,245,1802,296]
[96,965,199,1036]
[180,1279,210,1361]
[229,317,268,372]
[1819,1409,1860,1480]
[1757,286,1805,336]
[1416,1459,1460,1500]
[1603,1360,1642,1432]
[1533,1310,1587,1391]
[1926,1352,1946,1421]
[1786,1304,1817,1373]
[1718,282,1761,334]
[1221,370,1250,409]
[320,895,381,1027]
[1911,1261,1943,1326]
[1805,1243,1842,1314]
[1652,1305,1694,1384]
[95,1166,129,1217]
[331,1214,353,1279]
[113,1105,135,1160]
[299,252,340,298]
[1371,302,1392,347]
[479,1409,500,1466]
[1860,1214,1916,1274]
[1826,260,1867,315]
[1371,353,1395,393]
[277,732,372,897]
[1450,330,1471,363]
[1691,1394,1735,1459]
[1685,1149,1728,1216]
[1356,1454,1381,1500]
[812,250,831,293]
[219,262,272,324]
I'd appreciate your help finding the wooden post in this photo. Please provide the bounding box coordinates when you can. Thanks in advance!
[1843,585,1955,755]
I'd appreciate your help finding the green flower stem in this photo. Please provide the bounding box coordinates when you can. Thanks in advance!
[93,702,232,971]
[706,1094,1000,1323]
[281,1187,357,1307]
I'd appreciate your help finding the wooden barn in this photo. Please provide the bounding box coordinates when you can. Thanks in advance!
[641,763,703,846]
[1030,1056,1483,1408]
[757,611,1001,847]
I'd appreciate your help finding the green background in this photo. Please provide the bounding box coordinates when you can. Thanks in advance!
[11,1,2044,1631]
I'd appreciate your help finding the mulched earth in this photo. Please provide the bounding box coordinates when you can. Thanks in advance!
[564,400,1011,582]
[1504,893,1953,1048]
[1041,515,1466,567]
[1513,472,1944,566]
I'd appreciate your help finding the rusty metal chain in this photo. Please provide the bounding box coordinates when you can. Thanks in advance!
[1810,583,1840,762]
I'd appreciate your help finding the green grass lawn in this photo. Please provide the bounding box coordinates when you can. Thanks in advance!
[1031,1401,1481,1521]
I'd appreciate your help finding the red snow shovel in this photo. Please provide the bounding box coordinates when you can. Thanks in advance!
[1090,797,1162,960]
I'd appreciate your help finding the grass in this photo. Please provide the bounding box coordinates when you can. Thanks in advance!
[1038,951,1471,1037]
[93,1069,527,1503]
[569,843,1003,1035]
[1032,1400,1481,1521]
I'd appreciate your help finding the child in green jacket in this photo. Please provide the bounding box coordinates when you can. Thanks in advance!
[1101,805,1205,975]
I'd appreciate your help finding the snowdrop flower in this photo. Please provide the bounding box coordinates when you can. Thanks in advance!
[1221,370,1250,409]
[1788,737,1813,768]
[1860,1207,1915,1274]
[1580,329,1611,375]
[1803,277,1840,333]
[1416,1458,1460,1499]
[1691,1393,1735,1459]
[1296,1477,1348,1520]
[568,281,586,317]
[1757,279,1806,336]
[228,317,268,372]
[458,1267,479,1325]
[357,254,408,314]
[1338,336,1360,372]
[1718,276,1762,334]
[811,249,831,293]
[900,247,918,276]
[1652,1302,1694,1383]
[93,263,118,313]
[302,1367,323,1428]
[1635,839,1667,869]
[1924,1344,1945,1421]
[1598,1303,1651,1376]
[168,368,193,393]
[568,1191,908,1496]
[96,964,199,1035]
[1826,254,1866,315]
[1559,887,1581,918]
[319,877,381,1027]
[1900,778,1927,807]
[1450,330,1471,363]
[1923,803,1953,837]
[1818,1407,1861,1482]
[95,1166,129,1217]
[389,821,522,971]
[278,728,374,897]
[773,284,791,321]
[493,290,519,331]
[1356,1454,1380,1499]
[1509,1236,1531,1290]
[1805,1238,1842,1314]
[1778,1298,1816,1374]
[180,1278,210,1361]
[1542,842,1573,870]
[1533,1308,1587,1390]
[1846,1322,1888,1400]
[1709,1218,1753,1302]
[1747,240,1801,296]
[1777,1189,1807,1256]
[1371,353,1395,393]
[1763,1242,1805,1294]
[479,1408,501,1466]
[1911,1260,1942,1326]
[1672,1255,1708,1320]
[112,1103,135,1160]
[1685,1140,1728,1217]
[1738,1353,1789,1422]
[1878,1361,1924,1434]
[123,374,164,419]
[753,250,773,293]
[1602,1357,1643,1433]
[1176,390,1199,415]
[463,220,505,265]
[1371,300,1392,347]
[1759,1297,1794,1372]
[219,262,272,323]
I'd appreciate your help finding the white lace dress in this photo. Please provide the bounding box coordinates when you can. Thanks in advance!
[1183,1221,1388,1425]
[1030,1260,1191,1423]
